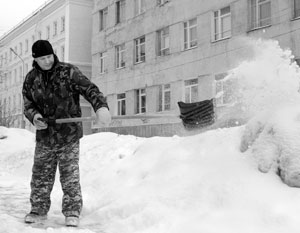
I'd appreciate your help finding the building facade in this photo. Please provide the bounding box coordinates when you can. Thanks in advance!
[2,0,300,136]
[0,0,94,133]
[91,0,300,136]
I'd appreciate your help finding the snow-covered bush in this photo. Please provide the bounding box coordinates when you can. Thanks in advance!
[240,105,300,187]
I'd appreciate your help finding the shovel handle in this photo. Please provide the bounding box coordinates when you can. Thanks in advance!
[39,114,179,124]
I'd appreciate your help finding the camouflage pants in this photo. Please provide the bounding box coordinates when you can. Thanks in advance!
[30,140,82,217]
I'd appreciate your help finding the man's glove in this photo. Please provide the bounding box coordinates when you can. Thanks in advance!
[33,113,48,130]
[96,107,111,127]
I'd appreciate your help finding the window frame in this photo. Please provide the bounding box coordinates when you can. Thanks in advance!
[215,72,237,107]
[213,6,231,41]
[294,0,300,18]
[61,16,65,32]
[99,7,108,31]
[157,0,169,6]
[134,36,146,64]
[46,25,50,40]
[117,93,126,115]
[116,0,126,25]
[157,27,170,56]
[136,88,146,114]
[183,18,198,50]
[25,39,29,53]
[184,78,198,103]
[115,43,126,69]
[134,0,145,16]
[53,21,58,36]
[250,0,271,29]
[158,84,171,111]
[99,51,107,74]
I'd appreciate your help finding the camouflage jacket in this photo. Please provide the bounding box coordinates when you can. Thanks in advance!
[22,55,108,145]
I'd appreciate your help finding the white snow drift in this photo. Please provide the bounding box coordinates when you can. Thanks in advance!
[0,38,300,233]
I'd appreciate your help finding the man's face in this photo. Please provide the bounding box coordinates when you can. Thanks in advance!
[35,54,54,70]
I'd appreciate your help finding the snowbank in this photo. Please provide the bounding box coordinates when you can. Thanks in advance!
[1,126,300,233]
[240,104,300,187]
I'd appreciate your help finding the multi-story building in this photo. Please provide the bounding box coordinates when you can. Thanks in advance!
[0,0,94,133]
[91,0,300,136]
[2,0,300,137]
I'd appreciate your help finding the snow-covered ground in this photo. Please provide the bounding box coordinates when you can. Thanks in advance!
[1,38,300,233]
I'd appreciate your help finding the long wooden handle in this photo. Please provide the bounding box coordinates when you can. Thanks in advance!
[55,114,179,123]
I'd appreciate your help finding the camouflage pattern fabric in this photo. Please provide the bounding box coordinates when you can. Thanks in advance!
[22,55,108,145]
[30,140,82,217]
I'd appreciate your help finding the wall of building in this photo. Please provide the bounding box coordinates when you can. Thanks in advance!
[91,0,300,136]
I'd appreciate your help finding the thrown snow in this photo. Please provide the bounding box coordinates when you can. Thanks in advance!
[1,38,300,233]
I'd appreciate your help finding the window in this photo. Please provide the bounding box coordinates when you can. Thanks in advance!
[157,0,169,6]
[294,0,300,18]
[250,0,271,29]
[99,52,107,74]
[115,43,126,69]
[61,16,65,32]
[38,31,42,40]
[46,26,50,39]
[158,84,171,111]
[99,7,108,31]
[184,18,197,50]
[117,93,126,115]
[134,0,145,15]
[215,73,236,106]
[116,0,126,24]
[157,27,170,56]
[134,36,146,63]
[25,39,29,53]
[213,6,231,41]
[136,88,146,113]
[19,43,23,55]
[184,78,198,103]
[53,21,58,36]
[14,46,17,59]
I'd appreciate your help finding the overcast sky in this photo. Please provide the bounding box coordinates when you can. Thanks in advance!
[0,0,49,37]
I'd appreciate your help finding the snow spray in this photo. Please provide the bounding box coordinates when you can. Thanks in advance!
[222,38,300,122]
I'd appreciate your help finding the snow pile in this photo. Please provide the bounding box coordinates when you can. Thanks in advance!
[0,126,35,176]
[240,105,300,187]
[235,39,300,187]
[1,126,300,233]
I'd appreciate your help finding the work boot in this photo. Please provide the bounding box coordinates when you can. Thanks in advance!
[24,212,47,224]
[65,216,79,227]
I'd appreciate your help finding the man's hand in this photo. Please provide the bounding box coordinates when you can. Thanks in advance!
[33,113,48,130]
[96,107,111,127]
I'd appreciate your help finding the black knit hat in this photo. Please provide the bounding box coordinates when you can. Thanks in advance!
[32,40,54,58]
